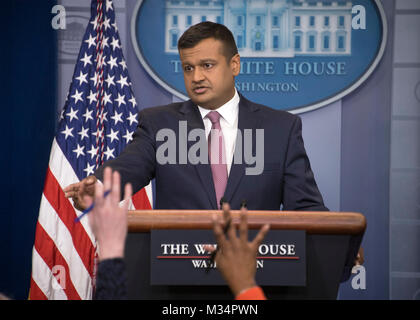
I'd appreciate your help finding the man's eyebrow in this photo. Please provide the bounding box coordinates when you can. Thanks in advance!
[182,58,217,66]
[199,59,217,63]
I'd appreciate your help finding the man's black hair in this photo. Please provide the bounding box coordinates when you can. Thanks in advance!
[178,21,238,60]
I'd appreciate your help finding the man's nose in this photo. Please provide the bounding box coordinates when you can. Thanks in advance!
[192,67,205,82]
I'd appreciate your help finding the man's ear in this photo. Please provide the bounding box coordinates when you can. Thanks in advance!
[230,54,240,76]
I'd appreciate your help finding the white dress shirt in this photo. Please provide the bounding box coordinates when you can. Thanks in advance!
[197,89,240,175]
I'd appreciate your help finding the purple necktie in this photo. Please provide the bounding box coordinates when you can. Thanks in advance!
[206,111,228,209]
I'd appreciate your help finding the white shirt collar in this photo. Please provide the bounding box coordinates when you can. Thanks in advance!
[197,89,239,126]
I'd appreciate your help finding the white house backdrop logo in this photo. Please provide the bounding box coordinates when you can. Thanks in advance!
[131,0,387,113]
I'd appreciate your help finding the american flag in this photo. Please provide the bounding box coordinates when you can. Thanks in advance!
[29,0,152,300]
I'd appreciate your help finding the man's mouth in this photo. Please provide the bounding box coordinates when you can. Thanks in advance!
[193,86,209,94]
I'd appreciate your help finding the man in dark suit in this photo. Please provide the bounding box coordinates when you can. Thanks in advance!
[64,21,328,212]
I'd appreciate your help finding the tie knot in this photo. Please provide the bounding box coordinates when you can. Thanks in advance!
[206,111,221,124]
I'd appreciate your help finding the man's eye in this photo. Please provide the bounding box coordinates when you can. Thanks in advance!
[184,66,193,72]
[203,63,213,69]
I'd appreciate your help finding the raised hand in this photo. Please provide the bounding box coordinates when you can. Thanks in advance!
[88,167,132,261]
[205,203,270,296]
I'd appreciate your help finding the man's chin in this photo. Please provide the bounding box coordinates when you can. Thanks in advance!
[190,94,213,109]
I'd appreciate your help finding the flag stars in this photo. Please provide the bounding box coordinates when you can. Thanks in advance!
[84,163,96,176]
[110,37,120,51]
[73,144,85,158]
[80,53,92,67]
[128,112,138,125]
[75,71,88,86]
[66,107,79,122]
[103,17,111,31]
[111,111,123,125]
[116,76,129,89]
[71,89,84,104]
[107,55,118,70]
[106,0,114,12]
[128,96,137,108]
[105,74,115,88]
[102,92,112,105]
[107,128,119,143]
[78,126,89,140]
[83,109,94,122]
[119,59,127,71]
[104,146,115,160]
[92,127,104,139]
[101,36,109,49]
[115,93,126,107]
[123,129,134,143]
[61,125,74,139]
[90,72,99,87]
[87,145,99,159]
[91,17,99,30]
[95,55,107,68]
[55,10,140,181]
[85,34,96,49]
[87,90,97,105]
[100,111,108,122]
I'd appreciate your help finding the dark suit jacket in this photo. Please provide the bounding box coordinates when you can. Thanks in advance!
[95,94,328,211]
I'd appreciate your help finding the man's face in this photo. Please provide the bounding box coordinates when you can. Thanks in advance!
[179,38,240,110]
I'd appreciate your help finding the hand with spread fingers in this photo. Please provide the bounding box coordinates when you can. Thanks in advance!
[63,175,97,211]
[205,203,270,298]
[88,167,132,261]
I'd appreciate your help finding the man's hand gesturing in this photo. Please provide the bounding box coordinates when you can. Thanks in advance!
[63,175,97,211]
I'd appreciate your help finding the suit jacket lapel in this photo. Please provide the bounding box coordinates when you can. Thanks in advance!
[224,96,261,204]
[179,100,218,209]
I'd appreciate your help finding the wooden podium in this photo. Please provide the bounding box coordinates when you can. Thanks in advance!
[124,210,366,299]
